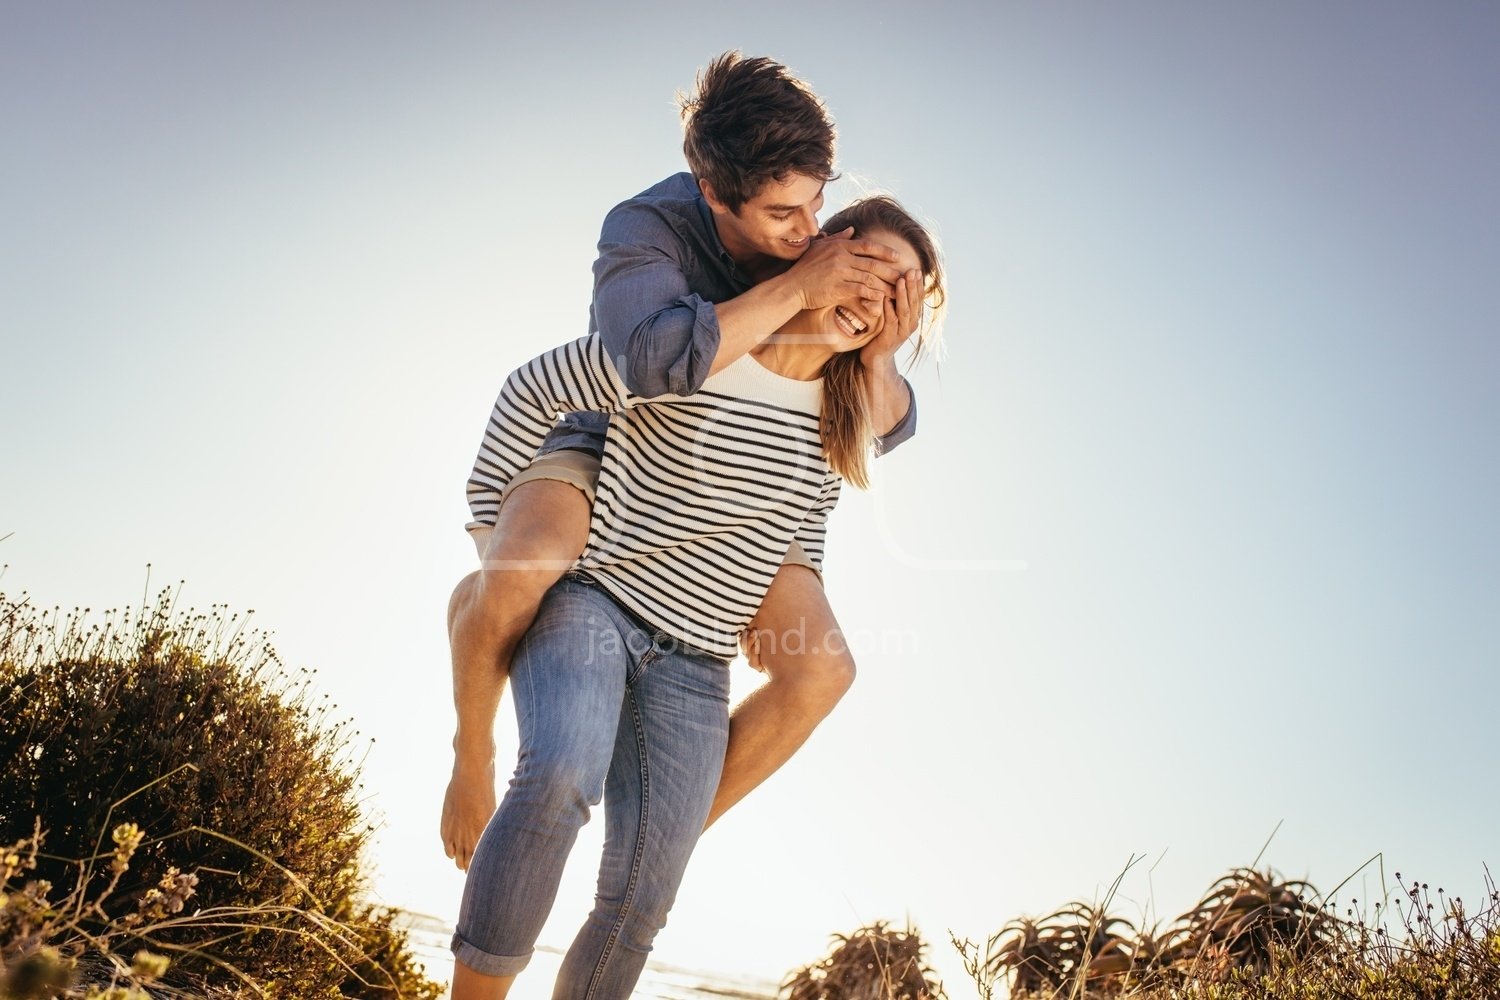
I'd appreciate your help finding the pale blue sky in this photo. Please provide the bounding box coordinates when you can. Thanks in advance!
[3,2,1497,993]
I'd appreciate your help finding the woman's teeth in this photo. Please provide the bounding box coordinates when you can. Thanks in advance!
[834,306,867,336]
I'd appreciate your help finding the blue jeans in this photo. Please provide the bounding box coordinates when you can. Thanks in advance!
[450,574,731,998]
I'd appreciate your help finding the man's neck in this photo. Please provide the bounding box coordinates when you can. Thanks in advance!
[740,253,792,284]
[712,219,792,285]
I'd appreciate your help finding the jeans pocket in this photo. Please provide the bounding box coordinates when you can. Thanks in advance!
[625,632,667,686]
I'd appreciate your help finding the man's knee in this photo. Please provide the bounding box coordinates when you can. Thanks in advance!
[503,737,612,833]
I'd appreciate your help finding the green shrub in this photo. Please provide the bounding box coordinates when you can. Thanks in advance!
[0,586,441,998]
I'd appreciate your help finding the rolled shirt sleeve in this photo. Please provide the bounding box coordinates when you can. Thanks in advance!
[591,201,722,399]
[873,376,917,456]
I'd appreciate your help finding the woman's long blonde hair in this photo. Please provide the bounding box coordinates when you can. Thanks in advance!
[818,196,946,489]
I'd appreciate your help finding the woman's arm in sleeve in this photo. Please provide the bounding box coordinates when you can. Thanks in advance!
[872,370,916,455]
[465,334,630,533]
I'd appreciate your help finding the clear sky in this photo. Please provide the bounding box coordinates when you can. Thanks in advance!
[3,2,1497,994]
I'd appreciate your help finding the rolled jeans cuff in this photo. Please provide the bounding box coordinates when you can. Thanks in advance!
[450,931,532,977]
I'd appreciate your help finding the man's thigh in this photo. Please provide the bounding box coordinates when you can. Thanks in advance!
[625,644,731,823]
[508,579,631,759]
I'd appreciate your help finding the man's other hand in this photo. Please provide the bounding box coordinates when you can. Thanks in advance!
[788,227,903,311]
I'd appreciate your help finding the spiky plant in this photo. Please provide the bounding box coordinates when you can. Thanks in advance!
[1161,866,1336,982]
[783,920,945,1000]
[986,903,1136,997]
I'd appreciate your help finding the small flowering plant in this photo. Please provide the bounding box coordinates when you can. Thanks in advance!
[1,821,183,998]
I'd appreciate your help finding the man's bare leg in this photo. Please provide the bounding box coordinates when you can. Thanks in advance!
[704,563,856,829]
[441,478,591,870]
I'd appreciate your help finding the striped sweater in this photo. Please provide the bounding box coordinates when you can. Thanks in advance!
[467,334,841,659]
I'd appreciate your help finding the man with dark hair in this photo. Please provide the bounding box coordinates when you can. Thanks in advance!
[446,51,921,998]
[679,51,840,213]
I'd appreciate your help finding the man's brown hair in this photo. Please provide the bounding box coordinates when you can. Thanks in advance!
[678,51,837,213]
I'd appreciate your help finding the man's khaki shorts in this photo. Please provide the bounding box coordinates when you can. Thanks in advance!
[506,449,819,576]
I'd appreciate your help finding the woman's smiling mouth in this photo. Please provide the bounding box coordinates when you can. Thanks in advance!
[833,306,867,337]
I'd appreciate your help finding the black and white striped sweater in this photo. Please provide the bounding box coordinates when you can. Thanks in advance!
[467,334,840,659]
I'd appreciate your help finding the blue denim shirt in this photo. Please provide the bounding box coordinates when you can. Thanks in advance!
[539,172,917,458]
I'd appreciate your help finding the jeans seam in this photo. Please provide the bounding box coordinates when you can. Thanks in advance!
[584,687,651,998]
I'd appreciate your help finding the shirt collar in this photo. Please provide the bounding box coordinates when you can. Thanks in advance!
[695,191,740,270]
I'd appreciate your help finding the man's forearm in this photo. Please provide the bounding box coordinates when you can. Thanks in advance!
[707,273,805,376]
[865,354,913,437]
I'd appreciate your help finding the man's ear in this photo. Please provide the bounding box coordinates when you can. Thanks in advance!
[699,178,728,214]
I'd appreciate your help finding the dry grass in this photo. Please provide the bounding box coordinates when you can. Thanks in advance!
[795,855,1498,1000]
